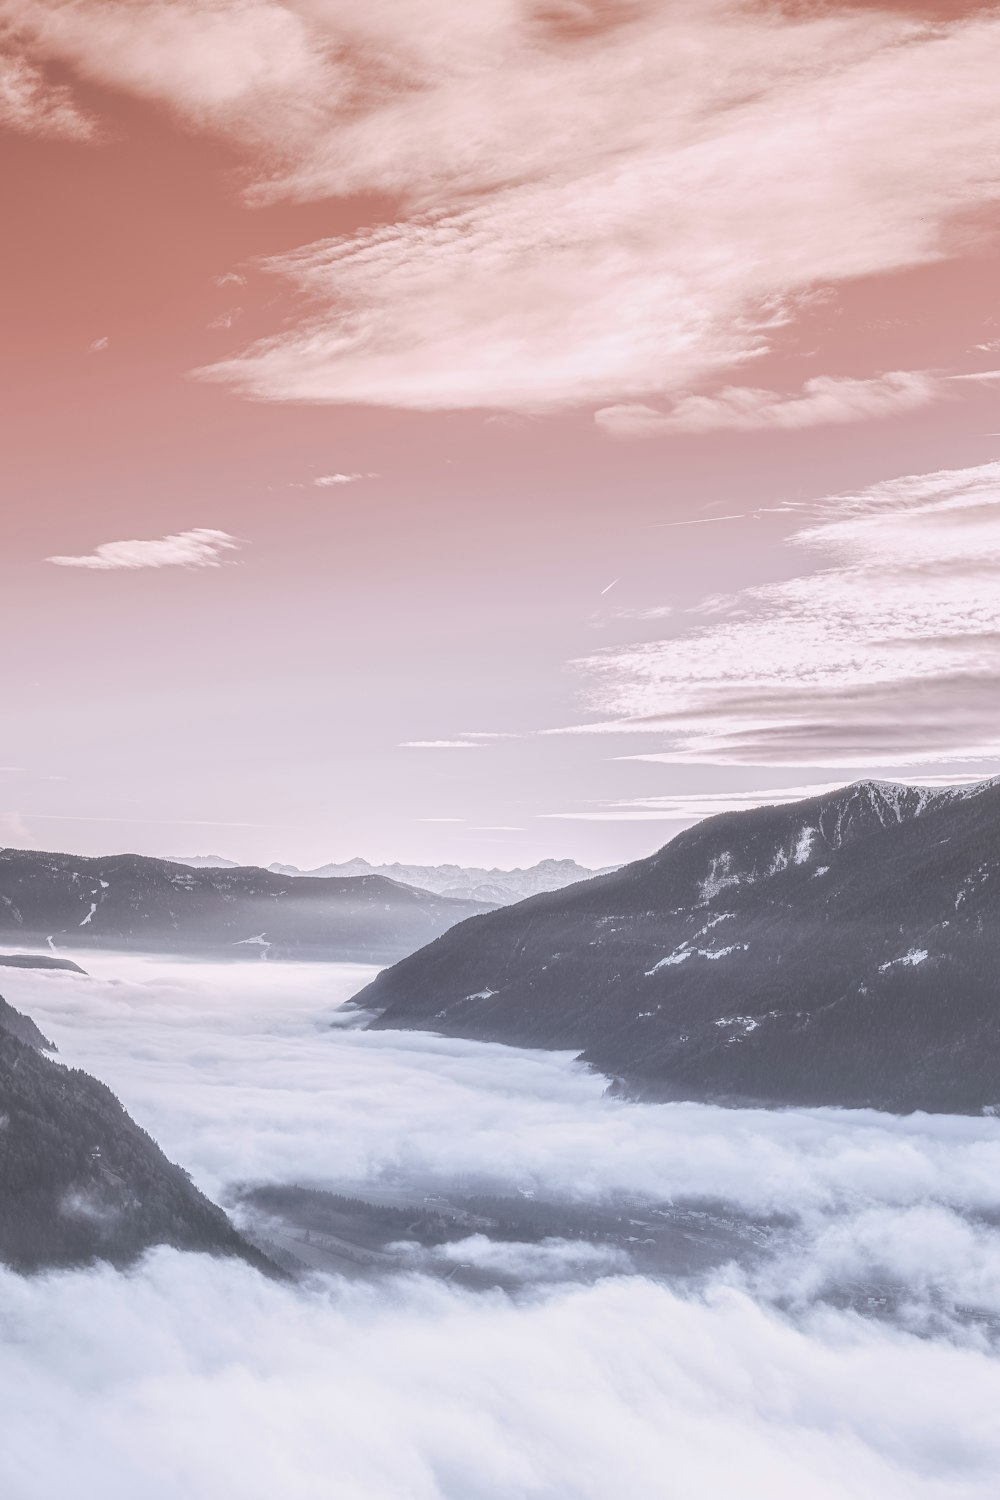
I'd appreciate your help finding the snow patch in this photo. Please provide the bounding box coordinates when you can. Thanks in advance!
[878,949,929,973]
[645,950,692,975]
[793,827,816,864]
[698,851,742,902]
[714,1014,760,1034]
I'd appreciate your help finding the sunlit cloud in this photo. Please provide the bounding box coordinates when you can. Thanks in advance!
[46,529,242,571]
[596,372,943,437]
[9,3,999,413]
[0,50,96,139]
[401,740,483,750]
[566,460,1000,768]
[313,473,375,487]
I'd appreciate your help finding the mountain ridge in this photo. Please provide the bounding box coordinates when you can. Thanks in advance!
[0,849,488,963]
[166,854,615,906]
[352,778,1000,1114]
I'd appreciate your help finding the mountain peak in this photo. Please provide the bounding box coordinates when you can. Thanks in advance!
[354,776,1000,1114]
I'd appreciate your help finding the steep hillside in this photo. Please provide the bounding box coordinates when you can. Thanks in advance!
[353,780,1000,1114]
[0,997,274,1272]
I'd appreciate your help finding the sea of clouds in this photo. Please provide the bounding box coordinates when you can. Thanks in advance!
[1,954,999,1499]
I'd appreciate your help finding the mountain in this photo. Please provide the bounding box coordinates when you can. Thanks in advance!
[0,850,488,963]
[0,992,55,1051]
[0,953,87,975]
[352,779,1000,1115]
[0,994,273,1272]
[265,856,615,905]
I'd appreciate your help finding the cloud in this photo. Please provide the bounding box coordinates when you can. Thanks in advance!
[542,783,848,822]
[400,740,483,750]
[0,810,33,844]
[601,605,676,623]
[9,955,1000,1218]
[87,336,109,353]
[199,8,1000,411]
[540,774,996,823]
[0,50,96,139]
[9,3,1000,413]
[6,1248,1000,1500]
[313,473,374,486]
[2,957,1000,1500]
[46,528,242,571]
[390,1234,631,1282]
[568,460,1000,767]
[596,371,942,437]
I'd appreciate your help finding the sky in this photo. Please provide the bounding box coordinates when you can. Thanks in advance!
[2,0,999,869]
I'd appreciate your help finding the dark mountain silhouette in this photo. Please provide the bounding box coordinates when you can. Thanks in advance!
[353,779,1000,1114]
[0,953,87,974]
[0,993,275,1273]
[0,849,489,963]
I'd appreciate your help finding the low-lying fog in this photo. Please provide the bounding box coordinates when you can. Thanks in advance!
[3,955,1000,1499]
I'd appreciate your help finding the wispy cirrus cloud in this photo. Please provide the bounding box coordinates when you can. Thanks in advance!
[0,50,96,140]
[540,774,996,823]
[46,528,241,571]
[400,740,483,751]
[567,460,1000,768]
[595,372,943,438]
[313,473,375,487]
[8,2,1000,414]
[541,783,849,822]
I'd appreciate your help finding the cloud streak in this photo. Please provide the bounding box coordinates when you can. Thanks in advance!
[596,372,943,437]
[46,528,242,571]
[313,473,373,486]
[400,740,483,750]
[570,460,1000,767]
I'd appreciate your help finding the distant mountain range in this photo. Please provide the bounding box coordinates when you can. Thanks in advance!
[0,992,272,1272]
[352,779,1000,1115]
[166,855,614,906]
[0,850,488,963]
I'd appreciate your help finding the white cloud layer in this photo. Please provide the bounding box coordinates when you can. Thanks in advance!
[571,460,1000,766]
[5,3,1000,411]
[5,1250,1000,1500]
[1,956,1000,1500]
[7,956,1000,1218]
[596,372,943,437]
[46,528,241,571]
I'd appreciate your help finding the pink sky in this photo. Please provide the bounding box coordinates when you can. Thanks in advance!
[2,0,999,868]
